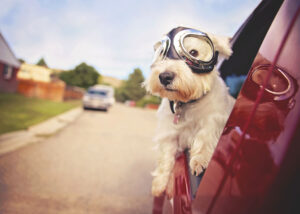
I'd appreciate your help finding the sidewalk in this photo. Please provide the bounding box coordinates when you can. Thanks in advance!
[0,107,83,156]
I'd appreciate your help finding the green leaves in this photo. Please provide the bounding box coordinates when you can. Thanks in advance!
[115,68,146,102]
[36,57,48,67]
[59,62,100,89]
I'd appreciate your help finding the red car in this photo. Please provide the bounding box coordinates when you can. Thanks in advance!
[153,0,300,213]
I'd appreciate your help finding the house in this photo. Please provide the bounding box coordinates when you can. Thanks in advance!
[17,63,66,101]
[17,63,84,101]
[0,32,21,93]
[18,63,53,82]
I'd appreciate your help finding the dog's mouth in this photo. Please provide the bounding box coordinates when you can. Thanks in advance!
[164,86,177,92]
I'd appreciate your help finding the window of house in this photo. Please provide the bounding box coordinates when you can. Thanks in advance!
[3,65,13,80]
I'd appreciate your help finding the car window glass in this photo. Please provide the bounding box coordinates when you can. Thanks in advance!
[88,90,108,96]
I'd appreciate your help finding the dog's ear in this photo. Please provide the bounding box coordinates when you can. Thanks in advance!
[153,41,161,51]
[207,33,232,59]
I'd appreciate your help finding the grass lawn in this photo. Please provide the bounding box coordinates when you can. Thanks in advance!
[0,92,81,135]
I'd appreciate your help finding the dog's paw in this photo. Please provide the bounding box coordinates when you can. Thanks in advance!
[189,155,209,176]
[152,176,168,197]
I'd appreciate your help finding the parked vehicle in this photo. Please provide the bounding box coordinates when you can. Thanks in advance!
[153,0,300,213]
[82,85,115,111]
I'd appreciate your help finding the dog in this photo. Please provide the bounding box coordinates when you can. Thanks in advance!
[144,27,235,197]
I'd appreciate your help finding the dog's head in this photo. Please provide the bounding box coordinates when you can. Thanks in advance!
[144,27,232,102]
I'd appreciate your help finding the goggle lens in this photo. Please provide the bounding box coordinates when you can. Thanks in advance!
[182,35,214,62]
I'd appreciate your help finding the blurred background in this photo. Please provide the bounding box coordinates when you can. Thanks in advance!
[0,0,259,213]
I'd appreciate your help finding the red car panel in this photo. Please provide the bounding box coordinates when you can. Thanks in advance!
[194,0,300,213]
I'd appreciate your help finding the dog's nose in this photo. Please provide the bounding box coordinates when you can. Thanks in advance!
[159,71,175,86]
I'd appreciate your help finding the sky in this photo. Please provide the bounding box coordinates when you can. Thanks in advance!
[0,0,260,79]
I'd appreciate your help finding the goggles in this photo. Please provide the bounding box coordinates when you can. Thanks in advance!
[153,27,219,73]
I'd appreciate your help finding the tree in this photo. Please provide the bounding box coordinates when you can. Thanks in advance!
[115,68,146,102]
[59,62,100,89]
[36,58,48,67]
[18,58,25,64]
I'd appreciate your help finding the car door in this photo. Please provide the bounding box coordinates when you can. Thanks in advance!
[194,0,300,213]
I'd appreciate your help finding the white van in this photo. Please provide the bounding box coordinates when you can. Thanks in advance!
[82,85,115,111]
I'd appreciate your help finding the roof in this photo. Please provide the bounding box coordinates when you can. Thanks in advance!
[0,32,21,68]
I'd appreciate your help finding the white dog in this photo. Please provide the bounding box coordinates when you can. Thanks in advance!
[144,27,235,197]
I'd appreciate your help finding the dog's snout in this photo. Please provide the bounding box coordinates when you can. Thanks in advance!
[159,71,175,86]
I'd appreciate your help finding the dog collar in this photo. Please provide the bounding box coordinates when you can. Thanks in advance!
[169,99,199,124]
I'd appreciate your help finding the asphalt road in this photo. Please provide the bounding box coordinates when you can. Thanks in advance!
[0,104,158,214]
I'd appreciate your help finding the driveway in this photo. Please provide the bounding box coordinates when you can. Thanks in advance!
[0,104,158,214]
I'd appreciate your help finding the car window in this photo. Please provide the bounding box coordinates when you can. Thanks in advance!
[220,0,284,98]
[88,90,108,96]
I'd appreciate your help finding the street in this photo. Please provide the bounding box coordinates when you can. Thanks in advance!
[0,104,158,214]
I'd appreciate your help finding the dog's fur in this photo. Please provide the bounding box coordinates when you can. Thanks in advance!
[144,28,235,197]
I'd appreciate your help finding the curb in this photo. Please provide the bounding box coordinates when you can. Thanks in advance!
[0,107,83,156]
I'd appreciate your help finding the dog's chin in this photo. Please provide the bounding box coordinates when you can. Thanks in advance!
[159,87,189,102]
[155,86,177,100]
[148,82,203,102]
[164,86,177,92]
[158,86,205,103]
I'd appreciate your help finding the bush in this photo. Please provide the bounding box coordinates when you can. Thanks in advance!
[136,95,161,108]
[115,87,128,102]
